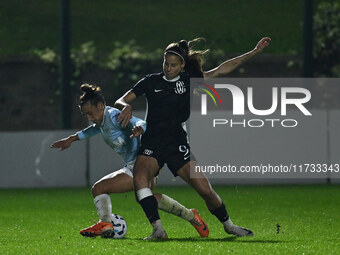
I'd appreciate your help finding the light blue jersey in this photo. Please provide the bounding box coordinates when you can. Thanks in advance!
[77,106,146,165]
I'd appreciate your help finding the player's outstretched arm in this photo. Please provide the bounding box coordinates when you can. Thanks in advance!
[203,37,271,79]
[50,134,79,151]
[114,90,137,127]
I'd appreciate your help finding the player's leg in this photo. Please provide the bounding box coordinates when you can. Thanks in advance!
[177,161,254,237]
[80,169,133,237]
[177,161,222,209]
[154,193,209,237]
[92,170,134,196]
[92,169,134,221]
[151,174,194,222]
[148,174,207,237]
[162,142,211,237]
[134,155,168,240]
[154,193,194,221]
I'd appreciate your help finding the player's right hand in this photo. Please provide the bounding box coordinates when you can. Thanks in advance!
[117,105,132,127]
[130,125,144,138]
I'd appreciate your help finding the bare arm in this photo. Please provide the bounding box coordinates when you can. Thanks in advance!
[203,37,271,79]
[50,133,79,151]
[114,90,137,127]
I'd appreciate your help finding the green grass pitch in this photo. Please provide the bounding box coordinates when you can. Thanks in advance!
[1,185,339,255]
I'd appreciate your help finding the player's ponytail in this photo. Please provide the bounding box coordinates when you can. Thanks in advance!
[165,38,208,77]
[79,84,106,107]
[178,40,189,58]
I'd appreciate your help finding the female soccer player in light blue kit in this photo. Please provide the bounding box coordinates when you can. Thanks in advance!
[51,84,208,238]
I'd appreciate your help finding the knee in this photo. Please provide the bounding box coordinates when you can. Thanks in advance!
[91,181,103,198]
[133,172,148,189]
[133,156,159,189]
[133,166,154,190]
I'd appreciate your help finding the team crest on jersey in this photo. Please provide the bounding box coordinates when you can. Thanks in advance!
[174,81,186,94]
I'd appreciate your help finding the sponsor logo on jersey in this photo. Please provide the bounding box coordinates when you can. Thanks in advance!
[143,149,153,156]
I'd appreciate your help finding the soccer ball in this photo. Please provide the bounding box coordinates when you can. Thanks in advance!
[110,214,127,239]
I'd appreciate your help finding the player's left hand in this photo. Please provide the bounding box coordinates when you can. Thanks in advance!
[50,138,72,151]
[130,125,144,138]
[254,37,271,53]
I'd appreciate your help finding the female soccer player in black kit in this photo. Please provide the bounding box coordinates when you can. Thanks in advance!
[115,37,271,239]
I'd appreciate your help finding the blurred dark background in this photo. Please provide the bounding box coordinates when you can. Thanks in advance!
[0,0,339,131]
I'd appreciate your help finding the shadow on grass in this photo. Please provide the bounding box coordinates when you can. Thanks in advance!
[121,236,287,243]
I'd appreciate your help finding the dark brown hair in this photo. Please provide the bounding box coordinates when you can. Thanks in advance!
[164,38,209,77]
[79,84,105,107]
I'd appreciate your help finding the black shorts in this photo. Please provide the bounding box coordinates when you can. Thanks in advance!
[137,135,195,177]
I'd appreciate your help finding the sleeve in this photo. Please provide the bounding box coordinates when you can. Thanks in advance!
[107,108,121,126]
[131,75,149,97]
[129,116,147,133]
[76,124,101,140]
[108,107,147,133]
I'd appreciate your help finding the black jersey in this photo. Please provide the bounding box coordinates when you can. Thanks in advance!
[132,72,191,139]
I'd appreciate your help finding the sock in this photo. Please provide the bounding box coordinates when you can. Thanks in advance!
[94,194,112,222]
[151,219,165,232]
[223,219,254,236]
[209,203,229,223]
[223,219,234,230]
[158,194,194,221]
[137,188,160,224]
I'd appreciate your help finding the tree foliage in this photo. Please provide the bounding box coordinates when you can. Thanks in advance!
[313,1,340,77]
